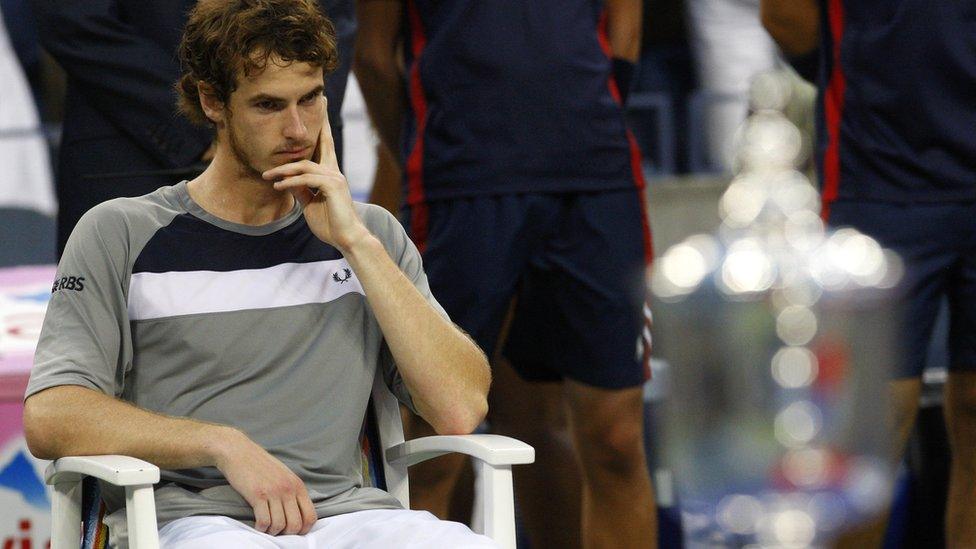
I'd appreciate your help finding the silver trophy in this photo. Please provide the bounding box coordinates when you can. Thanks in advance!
[652,72,904,548]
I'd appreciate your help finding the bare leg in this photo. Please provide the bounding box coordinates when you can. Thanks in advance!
[490,357,582,549]
[833,378,922,549]
[564,380,656,549]
[944,371,976,547]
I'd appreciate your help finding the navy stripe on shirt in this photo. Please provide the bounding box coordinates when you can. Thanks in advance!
[132,213,343,274]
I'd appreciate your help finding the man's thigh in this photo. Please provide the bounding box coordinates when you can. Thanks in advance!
[563,379,645,449]
[504,189,650,389]
[827,199,963,378]
[158,515,281,548]
[158,510,498,548]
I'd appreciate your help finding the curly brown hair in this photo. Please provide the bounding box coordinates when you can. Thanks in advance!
[176,0,339,126]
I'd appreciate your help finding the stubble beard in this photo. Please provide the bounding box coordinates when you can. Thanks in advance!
[226,119,268,183]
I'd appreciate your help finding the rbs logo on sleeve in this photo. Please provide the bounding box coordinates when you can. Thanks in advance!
[52,276,86,293]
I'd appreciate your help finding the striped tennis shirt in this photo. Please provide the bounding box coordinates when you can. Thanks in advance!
[26,181,446,544]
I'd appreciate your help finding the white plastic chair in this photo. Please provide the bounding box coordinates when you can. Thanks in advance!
[44,375,535,549]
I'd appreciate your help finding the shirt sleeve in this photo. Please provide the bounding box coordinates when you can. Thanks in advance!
[25,203,132,400]
[362,204,450,413]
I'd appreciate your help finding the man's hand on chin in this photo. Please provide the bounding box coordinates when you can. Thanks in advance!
[262,113,372,254]
[213,427,317,536]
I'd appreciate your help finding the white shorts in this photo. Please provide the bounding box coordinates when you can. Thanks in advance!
[157,509,499,548]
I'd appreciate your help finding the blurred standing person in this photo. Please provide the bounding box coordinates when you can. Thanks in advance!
[636,0,696,175]
[30,0,355,257]
[0,1,54,216]
[687,0,778,171]
[1,0,43,103]
[355,1,658,547]
[763,1,976,547]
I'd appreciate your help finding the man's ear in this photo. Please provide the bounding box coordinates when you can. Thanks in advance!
[198,82,226,125]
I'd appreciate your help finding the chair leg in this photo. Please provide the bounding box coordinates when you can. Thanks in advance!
[125,484,160,549]
[51,480,82,549]
[474,462,517,549]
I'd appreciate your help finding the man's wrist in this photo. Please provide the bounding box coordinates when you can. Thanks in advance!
[205,425,246,469]
[339,231,383,260]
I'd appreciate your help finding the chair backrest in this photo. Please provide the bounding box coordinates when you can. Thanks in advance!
[366,373,410,508]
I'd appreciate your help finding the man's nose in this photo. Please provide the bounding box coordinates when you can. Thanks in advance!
[282,105,308,141]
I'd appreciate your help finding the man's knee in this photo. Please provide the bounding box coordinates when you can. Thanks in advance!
[575,417,647,480]
[565,382,647,479]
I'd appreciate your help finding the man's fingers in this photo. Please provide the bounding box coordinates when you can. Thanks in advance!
[298,492,317,535]
[273,174,345,195]
[272,174,318,191]
[268,498,286,536]
[253,500,272,534]
[262,160,321,181]
[281,496,304,536]
[316,105,340,171]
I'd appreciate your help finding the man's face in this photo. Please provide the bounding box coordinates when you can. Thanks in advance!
[222,59,326,178]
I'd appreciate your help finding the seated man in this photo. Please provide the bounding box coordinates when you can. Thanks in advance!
[22,0,493,547]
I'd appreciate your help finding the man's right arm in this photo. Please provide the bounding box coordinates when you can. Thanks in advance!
[24,385,317,536]
[25,205,315,536]
[760,0,821,57]
[25,385,232,469]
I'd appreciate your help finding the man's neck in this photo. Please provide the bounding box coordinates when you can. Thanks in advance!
[187,150,296,226]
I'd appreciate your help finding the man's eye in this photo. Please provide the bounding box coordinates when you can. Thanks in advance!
[301,93,319,104]
[257,101,278,110]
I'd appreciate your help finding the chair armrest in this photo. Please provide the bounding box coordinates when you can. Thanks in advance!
[386,434,535,468]
[45,455,160,486]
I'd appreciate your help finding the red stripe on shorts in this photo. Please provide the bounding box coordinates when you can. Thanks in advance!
[598,10,654,379]
[405,0,430,251]
[821,0,847,221]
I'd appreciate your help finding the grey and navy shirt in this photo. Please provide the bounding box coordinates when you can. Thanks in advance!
[26,182,446,539]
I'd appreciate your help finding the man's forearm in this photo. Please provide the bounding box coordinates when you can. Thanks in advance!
[606,0,642,62]
[354,0,406,164]
[24,385,237,468]
[354,59,405,165]
[26,385,320,535]
[760,0,820,57]
[342,235,490,435]
[368,143,403,213]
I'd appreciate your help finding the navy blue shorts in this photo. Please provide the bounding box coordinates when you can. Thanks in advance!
[827,199,976,378]
[402,190,652,389]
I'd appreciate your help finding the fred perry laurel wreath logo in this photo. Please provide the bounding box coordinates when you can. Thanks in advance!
[332,268,353,284]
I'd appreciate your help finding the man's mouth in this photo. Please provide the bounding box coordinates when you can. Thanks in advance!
[276,145,311,157]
